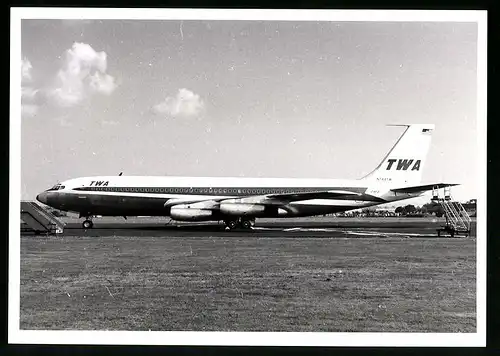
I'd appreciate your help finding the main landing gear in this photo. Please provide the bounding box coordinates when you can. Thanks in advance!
[224,218,255,230]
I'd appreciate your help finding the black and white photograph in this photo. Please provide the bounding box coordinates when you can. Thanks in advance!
[10,8,486,346]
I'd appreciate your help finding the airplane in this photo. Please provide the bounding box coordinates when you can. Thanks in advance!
[36,124,457,230]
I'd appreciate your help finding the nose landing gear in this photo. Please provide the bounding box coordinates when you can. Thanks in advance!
[79,213,94,229]
[82,219,94,229]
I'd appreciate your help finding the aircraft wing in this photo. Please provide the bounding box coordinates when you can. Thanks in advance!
[263,190,362,203]
[164,190,364,209]
[229,189,365,206]
[390,183,459,194]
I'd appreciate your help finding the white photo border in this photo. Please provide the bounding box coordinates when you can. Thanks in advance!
[9,7,488,347]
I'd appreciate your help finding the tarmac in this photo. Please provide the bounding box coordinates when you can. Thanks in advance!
[47,217,476,238]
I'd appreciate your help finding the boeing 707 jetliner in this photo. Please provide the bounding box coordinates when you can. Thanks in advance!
[36,124,457,230]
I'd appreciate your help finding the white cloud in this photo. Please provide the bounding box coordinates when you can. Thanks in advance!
[89,72,117,95]
[153,88,205,118]
[50,42,117,107]
[21,104,38,117]
[21,58,40,117]
[22,87,38,100]
[21,58,32,82]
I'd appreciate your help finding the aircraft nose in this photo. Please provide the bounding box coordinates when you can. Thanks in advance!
[36,192,48,204]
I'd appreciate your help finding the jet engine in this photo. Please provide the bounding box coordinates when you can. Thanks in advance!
[219,203,266,216]
[170,206,214,221]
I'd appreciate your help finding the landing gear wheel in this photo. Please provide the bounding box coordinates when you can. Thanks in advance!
[82,220,94,229]
[224,220,239,230]
[241,219,254,229]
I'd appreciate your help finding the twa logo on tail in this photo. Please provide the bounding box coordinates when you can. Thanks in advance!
[386,159,421,171]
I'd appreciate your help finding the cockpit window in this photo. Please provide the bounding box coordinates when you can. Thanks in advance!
[47,184,65,191]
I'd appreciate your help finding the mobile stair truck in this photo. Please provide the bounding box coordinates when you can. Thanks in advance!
[21,201,66,235]
[432,187,472,238]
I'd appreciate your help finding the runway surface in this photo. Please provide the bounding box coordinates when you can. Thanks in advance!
[52,217,476,238]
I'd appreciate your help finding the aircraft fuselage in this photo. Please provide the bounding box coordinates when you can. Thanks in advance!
[36,176,419,219]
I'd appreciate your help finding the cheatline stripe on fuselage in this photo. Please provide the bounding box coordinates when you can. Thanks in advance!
[72,186,368,196]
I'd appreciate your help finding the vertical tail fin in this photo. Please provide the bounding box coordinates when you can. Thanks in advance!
[361,124,434,187]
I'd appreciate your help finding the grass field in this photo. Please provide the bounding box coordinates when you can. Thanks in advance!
[20,231,476,332]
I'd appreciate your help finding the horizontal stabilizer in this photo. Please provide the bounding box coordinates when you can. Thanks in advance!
[391,183,459,194]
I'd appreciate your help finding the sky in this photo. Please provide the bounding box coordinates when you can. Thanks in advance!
[19,18,479,204]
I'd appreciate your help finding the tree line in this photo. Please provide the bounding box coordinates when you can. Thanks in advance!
[392,199,476,218]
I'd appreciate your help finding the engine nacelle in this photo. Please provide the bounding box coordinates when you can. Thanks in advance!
[219,203,266,216]
[170,207,214,221]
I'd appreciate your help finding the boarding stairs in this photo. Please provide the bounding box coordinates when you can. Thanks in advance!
[432,187,471,237]
[21,201,65,235]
